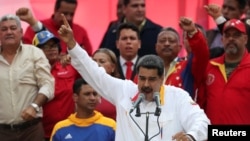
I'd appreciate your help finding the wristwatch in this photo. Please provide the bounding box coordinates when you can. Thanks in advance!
[185,134,195,141]
[30,103,40,112]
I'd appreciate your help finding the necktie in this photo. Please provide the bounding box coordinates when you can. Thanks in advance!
[125,61,133,79]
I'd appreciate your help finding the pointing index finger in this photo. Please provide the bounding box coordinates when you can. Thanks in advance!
[61,14,70,28]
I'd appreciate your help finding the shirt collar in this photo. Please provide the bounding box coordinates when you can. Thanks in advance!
[0,43,22,54]
[119,55,138,66]
[123,18,146,31]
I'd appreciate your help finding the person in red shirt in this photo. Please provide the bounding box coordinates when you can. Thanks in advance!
[21,0,92,55]
[155,17,209,99]
[16,7,82,140]
[197,19,250,124]
[33,30,81,141]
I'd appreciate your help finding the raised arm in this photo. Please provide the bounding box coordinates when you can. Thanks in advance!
[57,14,137,104]
[179,17,209,98]
[16,7,38,26]
[204,4,226,33]
[57,14,76,49]
[16,7,47,33]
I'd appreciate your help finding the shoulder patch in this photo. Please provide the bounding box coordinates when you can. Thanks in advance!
[206,73,215,85]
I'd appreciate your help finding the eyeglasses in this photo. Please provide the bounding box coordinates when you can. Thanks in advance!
[41,43,59,50]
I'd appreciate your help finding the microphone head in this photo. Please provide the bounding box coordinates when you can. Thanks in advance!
[139,93,145,99]
[153,92,161,116]
[133,93,145,103]
[130,93,145,113]
[132,93,145,106]
[153,92,160,100]
[153,92,161,107]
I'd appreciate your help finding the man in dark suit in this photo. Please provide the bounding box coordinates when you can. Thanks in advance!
[116,23,141,83]
[99,0,162,57]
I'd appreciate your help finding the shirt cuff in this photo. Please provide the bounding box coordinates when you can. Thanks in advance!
[215,16,227,25]
[31,21,43,32]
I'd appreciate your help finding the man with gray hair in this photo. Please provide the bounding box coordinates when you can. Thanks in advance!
[0,14,54,141]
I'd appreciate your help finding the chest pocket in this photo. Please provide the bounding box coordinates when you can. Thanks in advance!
[17,58,36,85]
[151,112,173,125]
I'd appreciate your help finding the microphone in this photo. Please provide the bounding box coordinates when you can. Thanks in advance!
[129,94,145,113]
[153,92,161,107]
[153,92,161,116]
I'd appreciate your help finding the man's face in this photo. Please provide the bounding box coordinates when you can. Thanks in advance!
[155,30,181,61]
[123,0,146,25]
[116,28,140,60]
[222,0,244,19]
[222,28,247,55]
[137,67,163,99]
[117,0,124,20]
[0,19,22,47]
[74,85,100,112]
[53,1,77,26]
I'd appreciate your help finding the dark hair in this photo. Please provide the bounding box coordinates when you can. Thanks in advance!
[73,78,87,95]
[116,22,140,40]
[160,27,180,43]
[117,0,123,9]
[93,48,121,78]
[37,43,62,53]
[123,0,130,6]
[236,0,247,10]
[136,55,165,77]
[54,0,78,11]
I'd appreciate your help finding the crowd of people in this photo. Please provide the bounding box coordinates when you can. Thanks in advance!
[0,0,250,141]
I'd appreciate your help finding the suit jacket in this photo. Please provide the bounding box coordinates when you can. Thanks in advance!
[99,18,162,57]
[117,57,140,83]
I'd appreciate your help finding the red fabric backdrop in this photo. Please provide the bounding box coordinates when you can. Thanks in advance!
[0,0,223,53]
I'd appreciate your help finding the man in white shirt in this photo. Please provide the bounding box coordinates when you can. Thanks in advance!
[57,14,210,141]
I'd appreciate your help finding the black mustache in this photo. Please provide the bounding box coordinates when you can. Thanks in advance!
[161,47,172,52]
[141,87,153,93]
